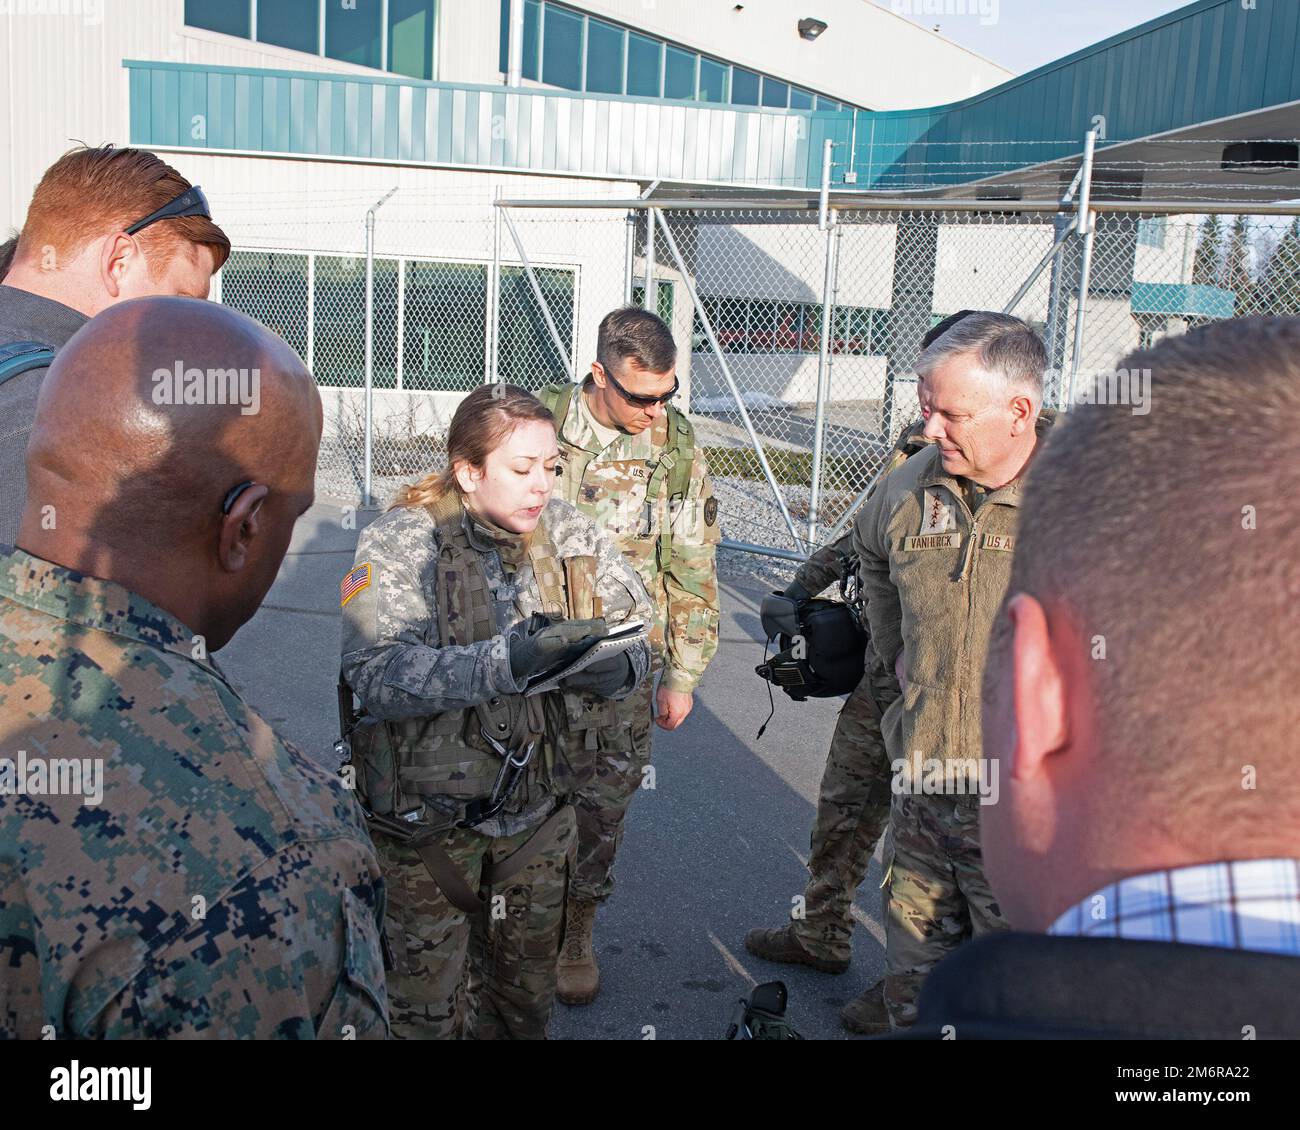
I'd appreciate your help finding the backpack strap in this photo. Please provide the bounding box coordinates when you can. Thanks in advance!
[525,518,571,620]
[646,403,697,569]
[426,492,497,648]
[537,381,578,434]
[0,341,56,387]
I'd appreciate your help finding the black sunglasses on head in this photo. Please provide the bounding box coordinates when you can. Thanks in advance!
[125,185,211,236]
[604,365,678,408]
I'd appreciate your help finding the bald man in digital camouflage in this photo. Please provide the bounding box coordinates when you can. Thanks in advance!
[0,297,388,1039]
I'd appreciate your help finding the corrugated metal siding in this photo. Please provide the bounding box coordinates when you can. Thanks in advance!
[125,0,1299,193]
[127,59,815,189]
[858,0,1300,188]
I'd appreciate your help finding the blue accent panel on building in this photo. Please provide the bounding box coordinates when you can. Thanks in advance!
[126,0,1298,191]
[1131,282,1239,318]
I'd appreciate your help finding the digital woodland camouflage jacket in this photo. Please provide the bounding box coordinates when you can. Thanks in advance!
[339,495,654,837]
[540,382,720,694]
[852,415,1055,766]
[0,548,388,1039]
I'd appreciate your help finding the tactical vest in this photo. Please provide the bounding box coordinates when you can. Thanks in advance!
[376,493,613,813]
[537,381,695,571]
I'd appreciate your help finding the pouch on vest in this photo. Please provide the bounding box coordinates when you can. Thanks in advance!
[337,678,418,819]
[384,494,603,806]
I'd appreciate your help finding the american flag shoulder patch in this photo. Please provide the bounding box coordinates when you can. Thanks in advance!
[340,563,372,608]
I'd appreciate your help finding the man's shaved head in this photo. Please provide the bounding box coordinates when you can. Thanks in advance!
[20,297,322,650]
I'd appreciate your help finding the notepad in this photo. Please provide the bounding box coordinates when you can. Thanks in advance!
[524,619,648,696]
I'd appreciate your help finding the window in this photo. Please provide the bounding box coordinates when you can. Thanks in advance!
[498,266,575,388]
[499,0,541,78]
[492,2,864,112]
[389,0,436,80]
[256,0,319,55]
[632,280,675,326]
[541,3,583,90]
[326,0,383,69]
[189,0,437,77]
[713,298,749,353]
[403,261,487,391]
[522,0,541,80]
[692,297,885,356]
[698,57,728,104]
[627,33,662,97]
[663,46,696,100]
[314,255,399,389]
[219,251,308,361]
[184,0,250,38]
[730,68,760,106]
[815,95,841,112]
[773,301,804,353]
[761,78,789,109]
[833,308,874,356]
[585,18,624,96]
[1138,217,1168,249]
[221,250,573,392]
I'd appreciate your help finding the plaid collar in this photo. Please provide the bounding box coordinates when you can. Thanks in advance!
[1049,859,1300,957]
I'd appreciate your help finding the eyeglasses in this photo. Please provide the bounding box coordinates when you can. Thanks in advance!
[125,185,212,237]
[604,366,678,408]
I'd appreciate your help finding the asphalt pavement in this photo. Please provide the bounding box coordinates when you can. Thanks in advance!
[218,500,887,1041]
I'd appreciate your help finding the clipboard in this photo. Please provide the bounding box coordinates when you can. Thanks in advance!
[523,619,648,696]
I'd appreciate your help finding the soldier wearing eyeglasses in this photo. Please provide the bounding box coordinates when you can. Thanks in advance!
[538,305,721,1005]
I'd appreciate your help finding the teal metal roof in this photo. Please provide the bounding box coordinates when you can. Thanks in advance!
[125,0,1299,192]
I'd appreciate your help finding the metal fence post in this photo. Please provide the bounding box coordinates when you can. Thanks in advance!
[1066,130,1099,409]
[489,190,503,384]
[363,187,397,508]
[809,150,839,545]
[624,210,636,306]
[643,206,656,310]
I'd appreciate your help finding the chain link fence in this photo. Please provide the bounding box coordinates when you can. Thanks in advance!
[212,187,1300,557]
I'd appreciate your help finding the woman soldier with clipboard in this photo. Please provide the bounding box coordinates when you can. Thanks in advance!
[338,383,652,1040]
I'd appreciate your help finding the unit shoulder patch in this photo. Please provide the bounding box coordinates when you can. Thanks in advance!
[704,497,718,527]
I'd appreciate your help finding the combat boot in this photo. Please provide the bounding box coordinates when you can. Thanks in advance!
[840,978,890,1036]
[743,924,850,975]
[557,896,600,1005]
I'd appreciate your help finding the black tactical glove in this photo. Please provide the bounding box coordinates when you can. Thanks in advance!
[508,615,607,683]
[760,580,810,641]
[561,653,634,697]
[783,580,812,604]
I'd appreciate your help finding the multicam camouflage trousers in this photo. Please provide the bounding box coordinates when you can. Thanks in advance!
[374,804,577,1040]
[569,679,654,903]
[791,671,894,965]
[882,790,1007,1028]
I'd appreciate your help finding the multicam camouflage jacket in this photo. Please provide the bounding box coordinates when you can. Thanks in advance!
[0,548,388,1040]
[542,382,721,694]
[339,495,654,837]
